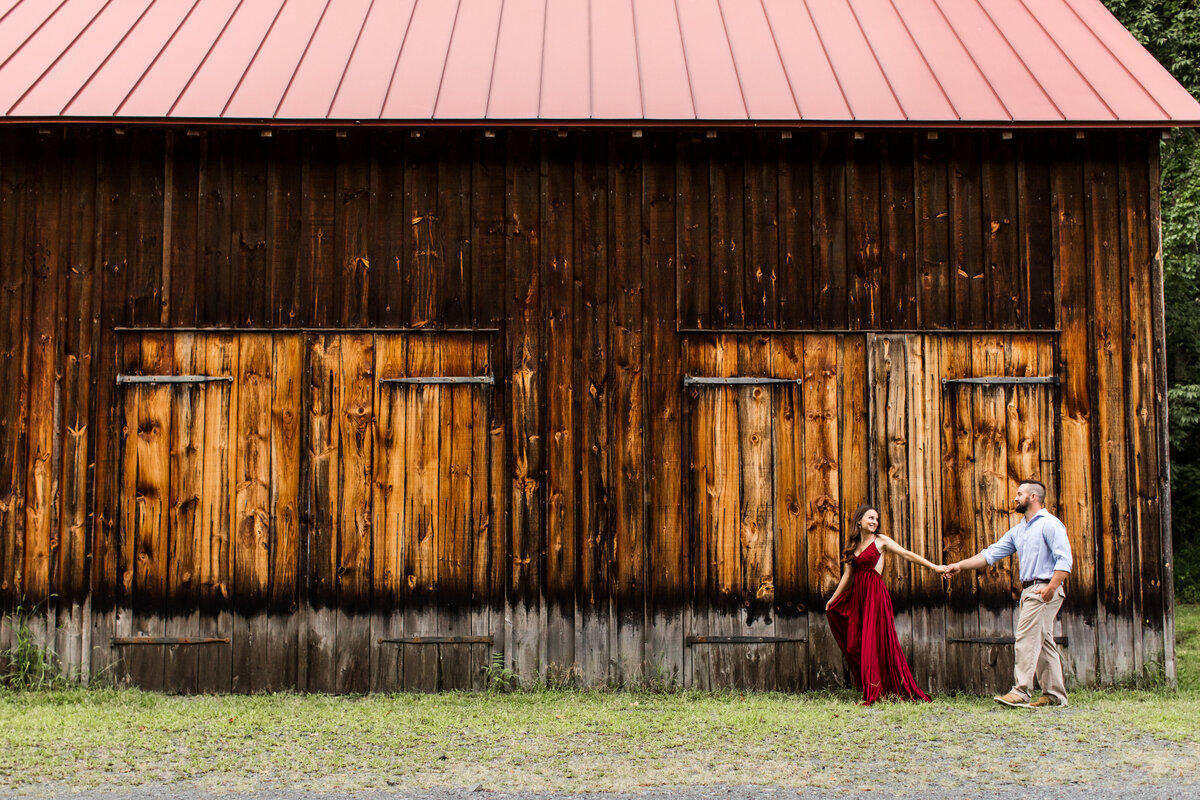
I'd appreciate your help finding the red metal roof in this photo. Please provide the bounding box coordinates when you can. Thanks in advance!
[1,0,1197,124]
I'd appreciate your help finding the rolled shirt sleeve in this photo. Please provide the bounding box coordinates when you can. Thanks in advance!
[980,530,1017,566]
[1044,516,1073,573]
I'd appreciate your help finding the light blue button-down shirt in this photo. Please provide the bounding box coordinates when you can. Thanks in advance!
[979,508,1073,582]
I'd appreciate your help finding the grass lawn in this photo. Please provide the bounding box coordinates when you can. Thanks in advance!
[1,606,1198,794]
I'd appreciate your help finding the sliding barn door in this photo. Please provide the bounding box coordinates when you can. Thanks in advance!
[370,334,498,692]
[938,337,1060,693]
[114,331,501,694]
[114,333,235,693]
[867,334,1060,694]
[682,336,814,690]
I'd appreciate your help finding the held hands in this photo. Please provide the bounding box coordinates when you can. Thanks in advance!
[942,562,962,579]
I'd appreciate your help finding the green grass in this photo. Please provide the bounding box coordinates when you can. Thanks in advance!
[0,607,1198,794]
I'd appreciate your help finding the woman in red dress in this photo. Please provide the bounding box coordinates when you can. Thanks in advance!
[825,504,945,705]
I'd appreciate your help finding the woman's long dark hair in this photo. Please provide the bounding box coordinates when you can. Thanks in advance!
[840,504,879,564]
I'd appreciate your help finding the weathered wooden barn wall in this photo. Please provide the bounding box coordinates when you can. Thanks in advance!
[0,127,1170,692]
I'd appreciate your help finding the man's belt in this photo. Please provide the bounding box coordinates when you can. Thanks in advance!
[1021,579,1050,588]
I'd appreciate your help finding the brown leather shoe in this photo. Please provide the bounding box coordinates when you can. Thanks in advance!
[1028,694,1061,708]
[993,691,1030,707]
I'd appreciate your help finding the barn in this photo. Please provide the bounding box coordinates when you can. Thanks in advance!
[0,0,1197,694]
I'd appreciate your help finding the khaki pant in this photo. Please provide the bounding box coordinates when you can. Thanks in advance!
[1012,583,1068,705]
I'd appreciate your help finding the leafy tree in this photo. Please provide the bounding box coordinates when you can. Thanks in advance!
[1105,0,1200,600]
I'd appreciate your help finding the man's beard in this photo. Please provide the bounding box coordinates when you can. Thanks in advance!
[1015,500,1028,513]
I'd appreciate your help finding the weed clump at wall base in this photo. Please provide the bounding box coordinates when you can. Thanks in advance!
[0,608,69,691]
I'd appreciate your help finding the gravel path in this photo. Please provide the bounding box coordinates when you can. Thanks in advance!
[7,775,1200,800]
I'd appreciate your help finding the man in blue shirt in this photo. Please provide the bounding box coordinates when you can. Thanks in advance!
[946,479,1073,708]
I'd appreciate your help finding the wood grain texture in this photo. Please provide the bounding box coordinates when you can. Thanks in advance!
[0,127,1173,692]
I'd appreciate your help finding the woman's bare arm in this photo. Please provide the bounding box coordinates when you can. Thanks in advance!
[876,534,946,573]
[825,563,853,609]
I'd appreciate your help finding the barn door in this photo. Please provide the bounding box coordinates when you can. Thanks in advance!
[370,334,497,692]
[937,337,1059,693]
[114,333,235,693]
[683,371,807,690]
[867,334,1059,693]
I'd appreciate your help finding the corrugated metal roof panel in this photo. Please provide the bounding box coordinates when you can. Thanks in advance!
[1,0,1197,124]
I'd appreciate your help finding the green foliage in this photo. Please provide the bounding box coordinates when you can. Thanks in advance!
[0,606,69,691]
[1174,537,1200,604]
[482,651,518,693]
[1105,1,1200,577]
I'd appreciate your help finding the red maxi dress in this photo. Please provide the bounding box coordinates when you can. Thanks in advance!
[825,541,932,706]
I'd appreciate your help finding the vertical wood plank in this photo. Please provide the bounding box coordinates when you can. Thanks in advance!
[870,335,912,654]
[89,133,131,678]
[0,134,30,624]
[439,336,478,689]
[710,140,745,328]
[950,134,984,328]
[908,335,946,691]
[371,335,408,693]
[506,131,544,682]
[645,133,681,685]
[266,334,302,690]
[1019,137,1055,330]
[544,134,576,677]
[129,335,173,690]
[848,136,881,329]
[232,135,268,326]
[197,334,234,693]
[24,131,64,654]
[199,133,232,326]
[164,334,201,693]
[940,336,980,692]
[744,134,778,329]
[401,334,440,691]
[337,135,371,327]
[916,134,951,328]
[778,133,814,329]
[437,133,472,326]
[405,135,440,328]
[232,334,272,692]
[472,134,506,328]
[1087,137,1136,682]
[471,335,496,690]
[57,131,99,680]
[984,136,1022,328]
[115,337,141,684]
[302,134,336,327]
[676,136,710,331]
[126,131,164,327]
[770,336,806,690]
[577,134,611,687]
[336,334,374,693]
[812,134,848,328]
[881,133,917,329]
[1052,135,1097,684]
[611,134,646,686]
[267,133,302,327]
[806,335,844,687]
[375,133,406,328]
[305,334,340,692]
[972,337,1014,687]
[737,336,776,689]
[1121,134,1164,672]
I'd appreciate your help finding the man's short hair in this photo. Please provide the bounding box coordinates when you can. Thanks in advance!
[1020,479,1047,502]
